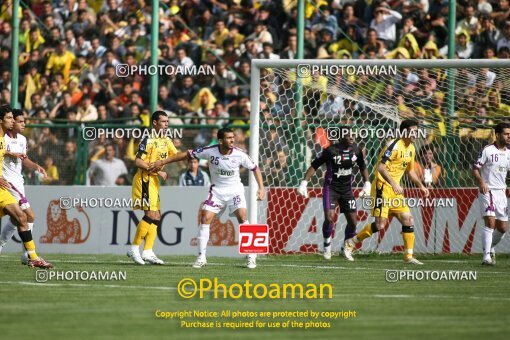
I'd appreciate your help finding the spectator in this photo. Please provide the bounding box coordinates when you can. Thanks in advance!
[179,158,211,187]
[259,42,280,60]
[369,3,402,49]
[115,173,131,186]
[280,34,299,59]
[41,155,59,185]
[88,143,128,186]
[415,146,443,187]
[208,19,229,49]
[175,47,194,68]
[0,22,12,49]
[59,140,77,185]
[339,3,366,31]
[456,4,479,37]
[45,40,75,83]
[246,21,273,51]
[77,94,98,121]
[439,30,474,58]
[492,0,510,27]
[363,28,386,57]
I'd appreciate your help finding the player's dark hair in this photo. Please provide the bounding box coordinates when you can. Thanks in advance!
[12,108,24,118]
[151,110,167,124]
[0,104,12,120]
[399,119,419,132]
[217,127,234,140]
[494,122,510,134]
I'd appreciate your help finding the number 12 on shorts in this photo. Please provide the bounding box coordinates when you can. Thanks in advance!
[239,224,269,254]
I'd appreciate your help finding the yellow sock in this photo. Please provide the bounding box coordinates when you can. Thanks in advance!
[133,218,151,246]
[356,223,374,242]
[24,240,38,260]
[143,223,158,251]
[402,227,415,259]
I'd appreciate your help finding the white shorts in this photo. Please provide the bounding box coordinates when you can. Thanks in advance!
[202,184,246,215]
[478,189,508,221]
[7,182,30,210]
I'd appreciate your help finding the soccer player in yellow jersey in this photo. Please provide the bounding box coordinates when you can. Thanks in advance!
[0,105,52,268]
[127,111,178,265]
[344,119,429,264]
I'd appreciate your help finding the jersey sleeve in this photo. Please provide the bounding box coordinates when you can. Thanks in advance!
[241,152,258,171]
[311,148,330,169]
[136,137,151,160]
[188,146,213,160]
[354,145,366,171]
[380,140,399,164]
[473,147,487,169]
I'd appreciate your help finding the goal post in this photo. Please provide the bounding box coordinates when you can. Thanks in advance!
[249,59,510,254]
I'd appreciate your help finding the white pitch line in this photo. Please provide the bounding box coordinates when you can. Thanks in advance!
[373,294,510,301]
[1,259,509,275]
[0,280,176,290]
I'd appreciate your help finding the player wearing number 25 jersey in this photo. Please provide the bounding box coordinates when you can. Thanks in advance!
[150,128,265,269]
[297,128,370,261]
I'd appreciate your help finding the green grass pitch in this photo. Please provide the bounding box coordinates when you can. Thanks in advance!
[1,253,509,340]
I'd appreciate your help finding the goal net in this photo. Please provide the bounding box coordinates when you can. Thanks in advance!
[248,59,510,255]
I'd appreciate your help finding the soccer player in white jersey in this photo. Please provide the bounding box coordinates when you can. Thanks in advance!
[149,128,265,269]
[472,122,510,266]
[0,109,48,264]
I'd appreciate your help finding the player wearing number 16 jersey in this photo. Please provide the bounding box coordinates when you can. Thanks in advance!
[149,128,265,269]
[297,128,370,261]
[472,122,510,266]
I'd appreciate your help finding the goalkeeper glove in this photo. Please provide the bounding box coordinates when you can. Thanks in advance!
[297,180,309,198]
[358,181,371,198]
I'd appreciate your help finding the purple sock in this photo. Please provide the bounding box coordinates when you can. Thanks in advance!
[322,221,333,246]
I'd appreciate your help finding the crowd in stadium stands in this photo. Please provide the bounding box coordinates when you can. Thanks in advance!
[0,0,509,187]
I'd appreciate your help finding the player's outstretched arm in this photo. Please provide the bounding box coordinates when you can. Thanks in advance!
[407,169,429,198]
[157,171,168,182]
[22,157,47,178]
[472,167,488,194]
[253,167,265,201]
[148,151,189,172]
[297,166,316,198]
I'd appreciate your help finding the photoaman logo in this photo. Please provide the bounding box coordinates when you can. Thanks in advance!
[239,224,269,254]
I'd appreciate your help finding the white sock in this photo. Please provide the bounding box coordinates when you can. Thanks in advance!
[1,220,18,243]
[324,237,331,251]
[491,229,506,252]
[240,220,257,260]
[130,245,140,253]
[142,249,155,258]
[198,224,210,258]
[482,226,494,260]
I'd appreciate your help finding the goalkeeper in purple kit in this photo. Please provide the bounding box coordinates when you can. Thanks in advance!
[297,127,370,260]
